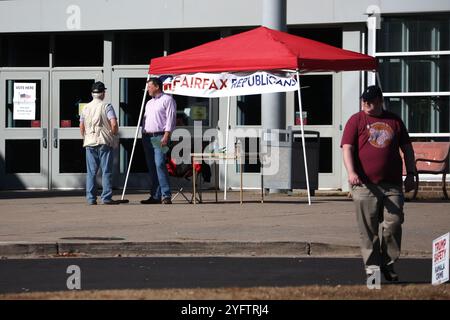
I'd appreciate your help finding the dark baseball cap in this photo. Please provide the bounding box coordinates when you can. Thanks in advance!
[91,81,107,93]
[361,85,383,102]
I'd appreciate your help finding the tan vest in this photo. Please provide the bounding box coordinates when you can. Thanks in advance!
[82,99,117,148]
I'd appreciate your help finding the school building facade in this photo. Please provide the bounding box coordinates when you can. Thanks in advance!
[0,0,449,191]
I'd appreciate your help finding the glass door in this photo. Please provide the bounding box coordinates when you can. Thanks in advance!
[50,70,103,189]
[227,94,262,190]
[112,69,150,189]
[291,73,342,189]
[0,71,49,189]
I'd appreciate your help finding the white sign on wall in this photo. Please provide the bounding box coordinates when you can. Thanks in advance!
[432,232,449,285]
[13,83,36,120]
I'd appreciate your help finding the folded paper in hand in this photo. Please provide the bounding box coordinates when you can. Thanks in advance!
[151,136,169,154]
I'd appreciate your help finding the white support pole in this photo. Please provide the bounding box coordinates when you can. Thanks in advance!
[296,71,311,205]
[121,74,150,200]
[367,14,377,86]
[224,96,231,200]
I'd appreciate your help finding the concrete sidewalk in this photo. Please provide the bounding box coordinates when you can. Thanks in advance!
[0,190,448,258]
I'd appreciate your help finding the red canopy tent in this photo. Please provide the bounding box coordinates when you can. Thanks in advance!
[149,26,377,74]
[121,26,378,204]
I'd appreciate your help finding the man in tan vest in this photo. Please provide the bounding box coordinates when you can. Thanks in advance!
[80,81,120,205]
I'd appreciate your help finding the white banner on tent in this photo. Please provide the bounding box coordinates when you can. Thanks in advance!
[161,71,297,98]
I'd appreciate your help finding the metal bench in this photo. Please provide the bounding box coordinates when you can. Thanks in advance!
[403,142,450,200]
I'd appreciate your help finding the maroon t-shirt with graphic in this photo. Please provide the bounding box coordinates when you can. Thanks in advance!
[341,111,411,186]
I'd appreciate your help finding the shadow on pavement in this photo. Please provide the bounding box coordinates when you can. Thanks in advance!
[404,198,450,203]
[0,189,149,200]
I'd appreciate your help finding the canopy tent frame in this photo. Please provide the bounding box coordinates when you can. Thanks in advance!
[120,70,316,205]
[119,26,378,204]
[295,71,311,204]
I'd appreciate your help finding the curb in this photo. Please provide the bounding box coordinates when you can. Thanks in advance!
[0,243,58,257]
[58,241,311,257]
[0,241,431,259]
[0,241,309,258]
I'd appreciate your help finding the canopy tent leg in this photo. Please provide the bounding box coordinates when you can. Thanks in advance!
[120,74,150,202]
[296,71,312,205]
[224,96,231,200]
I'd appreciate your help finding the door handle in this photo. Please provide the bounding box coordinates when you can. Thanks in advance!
[42,128,48,149]
[53,128,58,149]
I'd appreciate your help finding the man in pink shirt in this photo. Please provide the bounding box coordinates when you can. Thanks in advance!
[141,77,177,205]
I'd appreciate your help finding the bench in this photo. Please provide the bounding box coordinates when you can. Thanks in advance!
[403,142,450,200]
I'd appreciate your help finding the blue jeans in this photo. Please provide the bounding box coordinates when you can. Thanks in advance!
[142,135,171,200]
[85,145,114,203]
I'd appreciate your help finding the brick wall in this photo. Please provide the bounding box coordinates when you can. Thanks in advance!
[406,181,450,199]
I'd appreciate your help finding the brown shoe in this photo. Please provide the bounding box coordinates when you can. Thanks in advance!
[162,197,172,204]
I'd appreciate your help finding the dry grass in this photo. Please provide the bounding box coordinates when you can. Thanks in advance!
[1,284,449,300]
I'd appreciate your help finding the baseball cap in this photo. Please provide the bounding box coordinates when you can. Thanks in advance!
[91,81,107,93]
[361,85,383,102]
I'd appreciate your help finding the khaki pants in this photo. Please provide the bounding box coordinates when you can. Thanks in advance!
[351,182,404,267]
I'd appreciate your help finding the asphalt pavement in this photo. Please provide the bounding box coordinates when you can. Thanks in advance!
[0,256,431,294]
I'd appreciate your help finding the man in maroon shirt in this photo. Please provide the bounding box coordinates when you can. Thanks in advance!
[341,85,416,282]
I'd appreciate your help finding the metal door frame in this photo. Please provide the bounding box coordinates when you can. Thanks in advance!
[0,70,50,189]
[287,72,342,189]
[50,69,103,189]
[112,68,149,189]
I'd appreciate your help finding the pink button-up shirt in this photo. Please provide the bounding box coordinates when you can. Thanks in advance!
[142,93,177,134]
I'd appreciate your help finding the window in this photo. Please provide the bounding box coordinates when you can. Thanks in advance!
[231,27,254,35]
[1,34,49,67]
[376,19,404,52]
[54,33,103,67]
[236,95,261,126]
[318,137,333,173]
[236,137,261,173]
[59,140,86,173]
[5,140,40,173]
[119,77,150,127]
[377,15,450,52]
[59,79,95,128]
[294,75,333,126]
[288,27,342,48]
[169,30,220,54]
[172,95,211,127]
[379,56,450,92]
[114,31,164,65]
[119,139,148,173]
[377,15,450,136]
[385,96,449,134]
